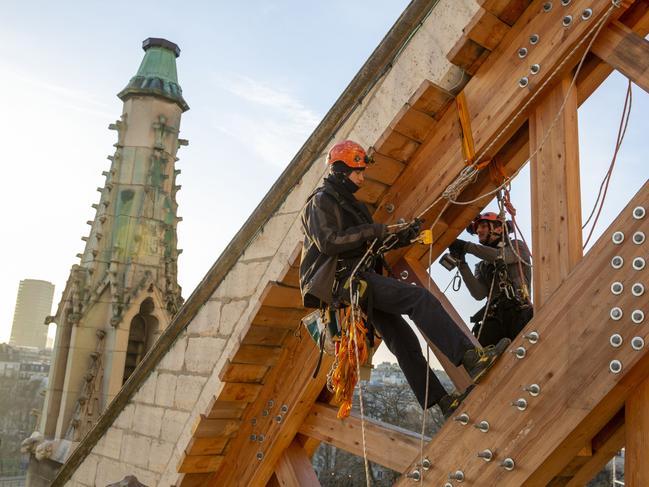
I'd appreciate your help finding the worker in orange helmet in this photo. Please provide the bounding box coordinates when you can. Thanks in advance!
[299,140,510,417]
[449,212,533,346]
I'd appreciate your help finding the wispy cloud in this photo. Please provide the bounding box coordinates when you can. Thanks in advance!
[212,74,320,167]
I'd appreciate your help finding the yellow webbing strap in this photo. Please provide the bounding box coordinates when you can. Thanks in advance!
[456,91,492,170]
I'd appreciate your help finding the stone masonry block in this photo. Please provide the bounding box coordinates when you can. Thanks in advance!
[95,456,129,487]
[219,300,249,336]
[187,299,221,336]
[242,213,297,261]
[114,403,135,430]
[120,433,152,468]
[134,372,157,405]
[94,427,123,460]
[74,453,98,486]
[184,337,225,374]
[159,336,187,371]
[155,373,177,407]
[132,404,165,438]
[278,162,326,215]
[160,409,190,443]
[174,375,207,411]
[214,260,269,299]
[148,439,174,473]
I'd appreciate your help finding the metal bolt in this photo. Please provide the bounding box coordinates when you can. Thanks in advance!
[610,307,623,321]
[525,331,540,344]
[610,334,623,348]
[258,434,265,442]
[561,0,571,5]
[519,77,529,88]
[512,346,527,359]
[400,270,409,280]
[524,384,541,396]
[250,434,257,441]
[448,470,465,482]
[632,283,645,297]
[268,399,274,408]
[633,206,646,219]
[632,336,645,351]
[275,415,283,423]
[610,360,623,374]
[633,257,646,270]
[444,484,453,487]
[407,468,421,481]
[262,409,269,416]
[474,420,490,433]
[632,310,645,324]
[529,34,540,44]
[281,404,289,414]
[251,418,257,426]
[512,398,528,411]
[518,47,528,58]
[421,457,432,470]
[501,458,516,471]
[385,203,395,214]
[543,2,553,12]
[612,231,625,244]
[581,8,593,20]
[454,413,470,425]
[478,449,494,462]
[611,256,624,269]
[563,15,573,27]
[611,282,624,295]
[633,231,646,245]
[256,451,264,461]
[530,64,541,75]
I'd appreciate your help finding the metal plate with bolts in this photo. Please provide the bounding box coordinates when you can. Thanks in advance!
[610,334,623,348]
[610,307,623,321]
[610,360,623,374]
[612,231,625,244]
[632,283,645,297]
[632,336,645,351]
[611,256,624,269]
[633,257,646,270]
[633,206,646,219]
[632,310,645,324]
[611,282,624,295]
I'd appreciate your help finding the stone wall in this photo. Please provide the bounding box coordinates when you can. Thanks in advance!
[65,1,477,485]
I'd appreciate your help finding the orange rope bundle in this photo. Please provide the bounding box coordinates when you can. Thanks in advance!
[330,308,369,419]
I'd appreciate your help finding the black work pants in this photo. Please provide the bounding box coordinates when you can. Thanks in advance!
[473,299,533,347]
[359,271,475,409]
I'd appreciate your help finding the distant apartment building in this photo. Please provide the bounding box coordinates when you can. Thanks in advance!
[9,280,54,349]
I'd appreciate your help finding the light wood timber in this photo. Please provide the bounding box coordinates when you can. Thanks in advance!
[176,473,212,487]
[217,382,263,403]
[231,345,283,367]
[205,399,248,419]
[373,129,420,163]
[192,416,240,438]
[391,256,476,391]
[185,437,229,456]
[251,306,305,329]
[407,80,455,119]
[177,454,224,474]
[389,103,437,143]
[273,439,321,487]
[365,152,406,185]
[447,35,490,75]
[464,7,511,51]
[394,180,649,485]
[478,0,533,26]
[625,377,649,486]
[299,402,428,473]
[219,362,269,384]
[261,282,304,309]
[530,74,583,307]
[242,326,289,348]
[591,20,649,94]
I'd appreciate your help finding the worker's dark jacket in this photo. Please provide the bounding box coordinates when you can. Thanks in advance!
[299,175,385,308]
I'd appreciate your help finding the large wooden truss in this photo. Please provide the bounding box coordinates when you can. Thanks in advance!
[176,0,649,485]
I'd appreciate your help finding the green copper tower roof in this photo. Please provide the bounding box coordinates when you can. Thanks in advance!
[118,38,189,112]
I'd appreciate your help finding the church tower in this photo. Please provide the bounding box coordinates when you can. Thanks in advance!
[35,38,188,466]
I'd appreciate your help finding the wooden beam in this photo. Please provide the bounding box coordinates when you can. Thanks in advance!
[192,416,240,438]
[465,7,510,51]
[177,454,223,474]
[529,74,583,307]
[177,473,212,487]
[274,439,321,487]
[393,180,649,485]
[299,402,427,473]
[592,20,649,94]
[478,0,532,26]
[626,377,649,486]
[392,256,476,392]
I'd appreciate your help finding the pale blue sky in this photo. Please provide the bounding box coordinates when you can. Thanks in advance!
[0,2,647,367]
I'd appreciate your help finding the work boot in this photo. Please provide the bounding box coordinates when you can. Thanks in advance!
[438,386,474,419]
[462,337,511,383]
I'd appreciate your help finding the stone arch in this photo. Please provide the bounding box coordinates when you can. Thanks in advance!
[122,298,158,384]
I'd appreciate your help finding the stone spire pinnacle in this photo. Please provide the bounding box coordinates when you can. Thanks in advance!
[118,38,189,112]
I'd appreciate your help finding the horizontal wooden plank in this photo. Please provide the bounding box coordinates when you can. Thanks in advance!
[373,129,420,162]
[206,399,248,419]
[251,306,306,329]
[447,34,489,75]
[185,436,229,456]
[177,454,224,474]
[242,325,289,348]
[192,415,240,438]
[465,7,510,51]
[389,104,436,143]
[408,80,455,119]
[281,265,300,288]
[219,361,269,383]
[478,0,532,26]
[356,177,389,205]
[232,344,283,366]
[176,473,213,487]
[365,152,405,185]
[217,382,263,403]
[261,282,304,309]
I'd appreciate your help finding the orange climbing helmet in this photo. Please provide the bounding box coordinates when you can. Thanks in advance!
[468,212,512,234]
[326,140,374,170]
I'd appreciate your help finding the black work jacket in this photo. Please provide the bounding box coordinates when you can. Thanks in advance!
[299,178,385,308]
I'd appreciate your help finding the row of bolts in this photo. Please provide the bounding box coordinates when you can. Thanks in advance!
[408,206,647,483]
[250,400,290,461]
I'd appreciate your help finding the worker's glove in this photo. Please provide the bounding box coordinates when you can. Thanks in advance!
[393,219,421,249]
[448,238,468,261]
